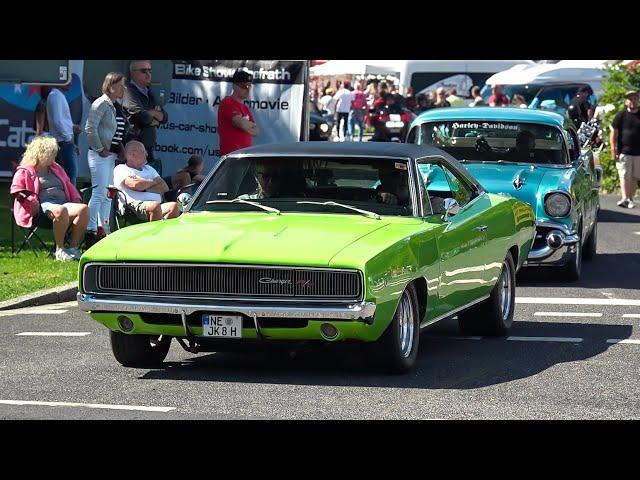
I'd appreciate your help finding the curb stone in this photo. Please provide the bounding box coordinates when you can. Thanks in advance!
[0,282,78,311]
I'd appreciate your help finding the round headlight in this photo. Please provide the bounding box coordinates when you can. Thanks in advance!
[545,192,571,217]
[320,123,329,132]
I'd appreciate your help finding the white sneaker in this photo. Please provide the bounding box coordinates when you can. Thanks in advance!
[55,248,75,262]
[67,247,82,260]
[617,198,629,208]
[627,200,635,209]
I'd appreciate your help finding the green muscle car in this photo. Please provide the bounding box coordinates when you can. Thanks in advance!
[408,107,602,281]
[78,142,535,373]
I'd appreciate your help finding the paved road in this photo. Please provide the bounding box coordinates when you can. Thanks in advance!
[1,194,638,419]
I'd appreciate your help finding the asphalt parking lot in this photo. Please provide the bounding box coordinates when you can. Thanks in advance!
[1,194,638,420]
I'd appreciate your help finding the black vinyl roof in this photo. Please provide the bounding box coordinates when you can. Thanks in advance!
[226,141,448,160]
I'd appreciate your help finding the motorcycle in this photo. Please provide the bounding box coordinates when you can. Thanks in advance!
[368,103,416,143]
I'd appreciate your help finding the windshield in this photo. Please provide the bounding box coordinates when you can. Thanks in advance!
[481,83,594,113]
[190,156,414,216]
[409,121,568,165]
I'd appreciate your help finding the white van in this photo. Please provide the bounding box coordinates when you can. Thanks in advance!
[481,61,609,113]
[379,60,536,97]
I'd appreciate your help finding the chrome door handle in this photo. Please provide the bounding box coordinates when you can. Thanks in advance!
[474,225,488,232]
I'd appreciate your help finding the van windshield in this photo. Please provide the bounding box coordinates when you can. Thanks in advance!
[409,121,568,165]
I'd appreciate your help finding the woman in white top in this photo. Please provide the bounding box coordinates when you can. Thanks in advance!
[84,72,126,245]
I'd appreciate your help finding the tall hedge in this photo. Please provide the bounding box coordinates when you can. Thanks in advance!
[598,61,640,192]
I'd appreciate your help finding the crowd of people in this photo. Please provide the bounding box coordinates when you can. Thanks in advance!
[10,62,260,261]
[311,80,563,141]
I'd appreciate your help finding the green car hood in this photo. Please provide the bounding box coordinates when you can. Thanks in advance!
[464,163,559,205]
[86,212,395,267]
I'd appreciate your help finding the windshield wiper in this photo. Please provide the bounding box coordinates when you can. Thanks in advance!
[205,199,281,214]
[296,201,381,220]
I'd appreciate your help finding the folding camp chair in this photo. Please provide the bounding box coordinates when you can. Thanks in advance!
[10,185,96,257]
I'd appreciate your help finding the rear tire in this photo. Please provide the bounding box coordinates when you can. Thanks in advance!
[458,253,516,336]
[110,331,171,367]
[366,284,420,374]
[583,221,597,261]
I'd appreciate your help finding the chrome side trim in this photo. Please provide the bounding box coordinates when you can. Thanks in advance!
[77,293,376,321]
[420,295,490,329]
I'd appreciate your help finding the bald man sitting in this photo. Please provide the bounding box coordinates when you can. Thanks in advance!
[112,140,179,222]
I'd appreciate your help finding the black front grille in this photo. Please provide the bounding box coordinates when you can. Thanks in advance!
[89,263,361,300]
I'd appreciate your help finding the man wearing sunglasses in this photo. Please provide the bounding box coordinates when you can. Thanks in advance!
[218,69,260,156]
[122,60,168,175]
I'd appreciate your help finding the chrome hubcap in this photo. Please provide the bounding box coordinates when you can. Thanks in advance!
[499,262,512,320]
[398,292,415,358]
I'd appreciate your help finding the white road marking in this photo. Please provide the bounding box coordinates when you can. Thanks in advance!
[0,399,175,413]
[0,309,68,317]
[506,336,583,343]
[534,312,602,317]
[622,314,640,318]
[517,297,640,306]
[427,336,483,341]
[606,339,640,345]
[16,332,91,337]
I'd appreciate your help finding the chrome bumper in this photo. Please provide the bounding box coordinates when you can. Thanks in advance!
[77,293,376,321]
[525,222,580,265]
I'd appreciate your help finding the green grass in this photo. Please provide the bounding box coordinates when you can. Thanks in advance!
[0,180,80,302]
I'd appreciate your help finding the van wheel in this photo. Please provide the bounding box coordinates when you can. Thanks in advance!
[110,331,171,367]
[367,284,420,374]
[458,253,516,336]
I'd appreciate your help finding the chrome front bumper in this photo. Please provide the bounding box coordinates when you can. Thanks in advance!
[525,221,580,266]
[77,293,376,321]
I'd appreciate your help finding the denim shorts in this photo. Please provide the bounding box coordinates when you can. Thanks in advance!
[40,200,75,215]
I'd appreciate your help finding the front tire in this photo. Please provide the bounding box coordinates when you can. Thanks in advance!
[583,221,597,261]
[367,284,420,374]
[110,331,171,367]
[458,253,516,336]
[563,226,583,281]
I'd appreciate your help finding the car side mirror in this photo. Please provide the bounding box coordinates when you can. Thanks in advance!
[443,198,460,220]
[177,192,192,210]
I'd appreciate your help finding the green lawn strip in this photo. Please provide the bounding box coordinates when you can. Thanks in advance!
[0,181,79,302]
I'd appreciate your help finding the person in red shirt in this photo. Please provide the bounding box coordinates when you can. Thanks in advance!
[218,69,260,156]
[487,84,510,107]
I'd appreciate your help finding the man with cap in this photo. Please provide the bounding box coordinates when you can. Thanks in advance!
[611,90,640,208]
[218,69,260,156]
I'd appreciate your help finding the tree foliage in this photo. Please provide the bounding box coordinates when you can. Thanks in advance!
[598,61,640,192]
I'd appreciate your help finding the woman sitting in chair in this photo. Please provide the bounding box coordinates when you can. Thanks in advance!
[10,136,89,261]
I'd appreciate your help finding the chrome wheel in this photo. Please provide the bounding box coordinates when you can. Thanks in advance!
[398,291,415,358]
[499,261,512,320]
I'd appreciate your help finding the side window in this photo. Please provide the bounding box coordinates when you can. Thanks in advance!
[417,160,472,215]
[442,165,472,207]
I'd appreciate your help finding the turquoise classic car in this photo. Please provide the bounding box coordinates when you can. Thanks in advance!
[407,107,601,281]
[78,142,534,373]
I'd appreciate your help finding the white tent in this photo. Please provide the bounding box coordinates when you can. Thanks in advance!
[485,62,608,89]
[309,60,399,77]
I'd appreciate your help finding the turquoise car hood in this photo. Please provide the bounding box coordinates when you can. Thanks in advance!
[464,163,553,204]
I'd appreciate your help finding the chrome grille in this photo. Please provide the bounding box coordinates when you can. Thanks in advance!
[91,263,362,300]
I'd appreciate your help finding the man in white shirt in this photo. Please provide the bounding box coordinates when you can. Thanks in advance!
[333,81,354,141]
[113,141,179,222]
[46,83,81,184]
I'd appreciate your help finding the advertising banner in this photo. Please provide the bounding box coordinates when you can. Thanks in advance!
[0,59,308,179]
[156,60,307,174]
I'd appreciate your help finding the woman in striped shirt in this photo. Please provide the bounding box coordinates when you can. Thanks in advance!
[84,72,129,245]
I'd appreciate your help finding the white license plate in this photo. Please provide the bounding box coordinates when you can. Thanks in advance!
[390,114,401,122]
[201,315,243,338]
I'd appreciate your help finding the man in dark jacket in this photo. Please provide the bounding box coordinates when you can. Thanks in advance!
[122,60,168,175]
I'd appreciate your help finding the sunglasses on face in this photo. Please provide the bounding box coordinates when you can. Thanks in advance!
[137,68,152,74]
